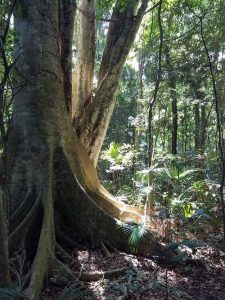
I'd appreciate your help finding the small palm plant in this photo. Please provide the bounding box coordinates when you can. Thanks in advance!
[117,218,148,252]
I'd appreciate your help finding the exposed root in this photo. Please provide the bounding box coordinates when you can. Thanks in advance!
[89,187,144,223]
[9,190,42,253]
[52,256,130,283]
[61,130,144,223]
[26,147,55,300]
[55,223,78,249]
[101,241,111,258]
[55,151,172,257]
[51,255,78,285]
[10,188,33,224]
[55,243,72,263]
[7,95,175,300]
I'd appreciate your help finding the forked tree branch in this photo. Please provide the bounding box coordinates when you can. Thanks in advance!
[77,0,159,23]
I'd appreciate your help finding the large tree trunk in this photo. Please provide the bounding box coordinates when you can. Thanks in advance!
[74,0,150,166]
[5,1,168,298]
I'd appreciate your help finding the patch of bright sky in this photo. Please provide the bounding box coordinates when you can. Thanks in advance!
[218,51,225,61]
[126,29,142,72]
[126,50,139,72]
[125,10,150,72]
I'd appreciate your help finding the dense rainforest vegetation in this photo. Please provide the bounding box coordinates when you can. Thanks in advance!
[0,0,225,299]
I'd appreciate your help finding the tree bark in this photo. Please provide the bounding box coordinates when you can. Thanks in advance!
[60,0,76,114]
[0,2,14,288]
[72,0,96,120]
[0,187,10,287]
[4,1,169,298]
[74,0,150,166]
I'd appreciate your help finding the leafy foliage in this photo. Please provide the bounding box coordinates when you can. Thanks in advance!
[117,219,148,251]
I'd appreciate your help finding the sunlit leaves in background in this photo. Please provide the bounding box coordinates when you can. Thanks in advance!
[98,0,225,223]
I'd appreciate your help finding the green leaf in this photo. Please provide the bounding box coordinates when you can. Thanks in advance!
[117,220,148,251]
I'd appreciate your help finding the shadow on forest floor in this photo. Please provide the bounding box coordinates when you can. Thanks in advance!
[43,225,225,300]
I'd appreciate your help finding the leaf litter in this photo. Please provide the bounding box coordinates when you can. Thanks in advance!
[43,224,225,300]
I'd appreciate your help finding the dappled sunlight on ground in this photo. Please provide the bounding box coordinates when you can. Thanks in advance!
[43,221,225,299]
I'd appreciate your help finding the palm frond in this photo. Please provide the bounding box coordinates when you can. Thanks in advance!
[116,219,148,250]
[178,168,202,179]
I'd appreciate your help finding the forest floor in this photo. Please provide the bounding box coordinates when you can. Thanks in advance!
[43,221,225,300]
